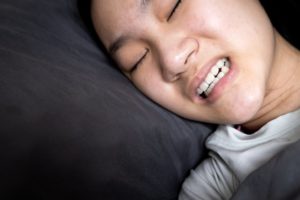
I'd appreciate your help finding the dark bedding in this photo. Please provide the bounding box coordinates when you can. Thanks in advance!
[0,0,214,199]
[232,140,300,200]
[0,0,299,199]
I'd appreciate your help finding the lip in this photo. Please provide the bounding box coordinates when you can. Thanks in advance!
[190,56,236,103]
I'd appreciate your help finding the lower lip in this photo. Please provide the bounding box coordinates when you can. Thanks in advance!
[196,61,237,103]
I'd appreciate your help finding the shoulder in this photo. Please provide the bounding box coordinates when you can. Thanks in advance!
[179,152,239,200]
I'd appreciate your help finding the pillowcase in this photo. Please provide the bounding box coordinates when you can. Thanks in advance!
[0,0,215,199]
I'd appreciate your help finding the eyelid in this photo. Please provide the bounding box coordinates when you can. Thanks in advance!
[131,49,149,72]
[167,0,182,21]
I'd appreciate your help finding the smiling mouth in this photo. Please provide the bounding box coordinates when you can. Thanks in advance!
[197,57,231,98]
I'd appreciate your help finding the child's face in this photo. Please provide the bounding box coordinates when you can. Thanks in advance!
[92,0,276,124]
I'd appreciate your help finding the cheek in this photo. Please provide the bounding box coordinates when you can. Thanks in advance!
[188,0,273,46]
[133,67,167,102]
[132,67,185,114]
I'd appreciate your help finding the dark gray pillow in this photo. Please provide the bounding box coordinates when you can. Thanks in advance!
[231,140,300,200]
[0,0,215,199]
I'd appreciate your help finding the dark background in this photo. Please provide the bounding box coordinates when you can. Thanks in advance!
[261,0,300,49]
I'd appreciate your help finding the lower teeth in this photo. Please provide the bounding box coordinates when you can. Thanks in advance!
[198,58,230,98]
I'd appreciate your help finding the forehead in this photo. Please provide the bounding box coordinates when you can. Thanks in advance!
[92,0,148,48]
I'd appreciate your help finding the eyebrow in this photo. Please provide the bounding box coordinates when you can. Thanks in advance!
[108,35,130,55]
[108,0,150,55]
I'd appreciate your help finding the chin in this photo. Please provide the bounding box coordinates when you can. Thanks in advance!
[225,108,259,125]
[218,91,264,125]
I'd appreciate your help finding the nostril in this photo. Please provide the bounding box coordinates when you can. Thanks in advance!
[173,73,181,81]
[163,70,181,82]
[185,50,195,65]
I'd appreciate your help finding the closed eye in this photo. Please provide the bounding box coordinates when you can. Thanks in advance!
[167,0,182,21]
[131,49,149,72]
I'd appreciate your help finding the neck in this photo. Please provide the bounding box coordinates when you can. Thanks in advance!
[242,32,300,132]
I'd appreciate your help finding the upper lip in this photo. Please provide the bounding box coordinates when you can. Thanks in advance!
[189,56,227,100]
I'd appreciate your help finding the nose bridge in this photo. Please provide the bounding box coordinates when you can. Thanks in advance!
[154,30,197,82]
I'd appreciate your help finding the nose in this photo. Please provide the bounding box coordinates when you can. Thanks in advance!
[158,37,199,82]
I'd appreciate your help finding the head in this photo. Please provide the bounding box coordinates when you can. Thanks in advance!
[91,0,277,125]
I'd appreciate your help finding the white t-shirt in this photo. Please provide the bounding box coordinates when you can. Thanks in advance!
[179,109,300,200]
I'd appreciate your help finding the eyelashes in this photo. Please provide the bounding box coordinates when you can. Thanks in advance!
[167,0,182,21]
[130,49,149,72]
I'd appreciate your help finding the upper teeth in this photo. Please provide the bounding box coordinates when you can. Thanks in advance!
[197,58,230,97]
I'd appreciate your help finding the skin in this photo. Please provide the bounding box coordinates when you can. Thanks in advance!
[92,0,300,132]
